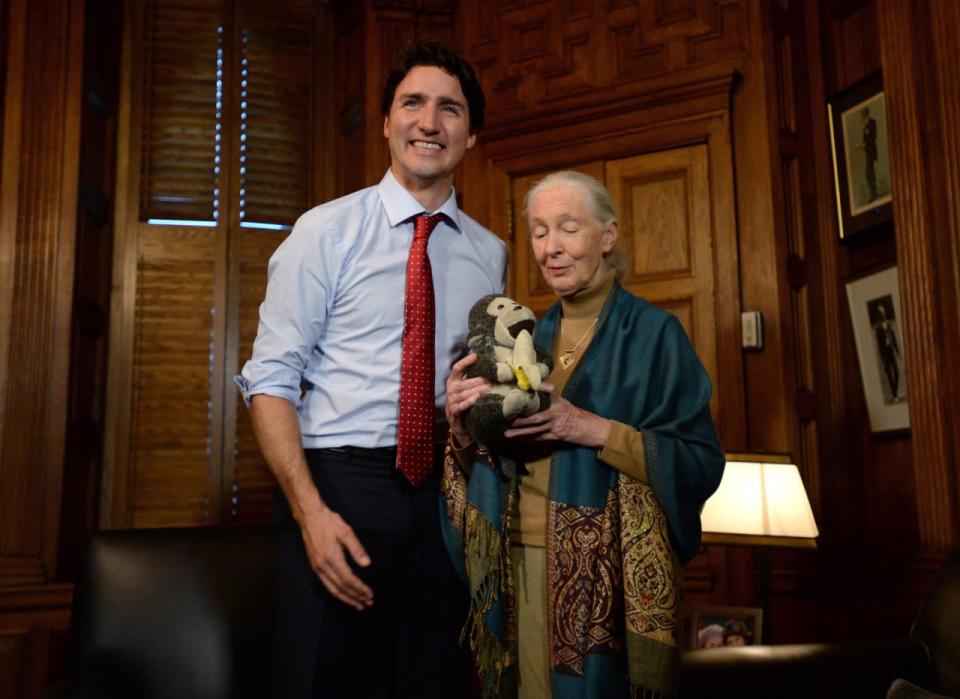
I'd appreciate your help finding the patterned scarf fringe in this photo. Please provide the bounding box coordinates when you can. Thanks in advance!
[462,503,512,698]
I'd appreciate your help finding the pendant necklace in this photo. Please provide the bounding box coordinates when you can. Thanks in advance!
[559,317,598,369]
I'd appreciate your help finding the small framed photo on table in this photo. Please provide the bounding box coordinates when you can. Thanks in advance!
[845,265,910,432]
[828,72,893,240]
[689,605,763,650]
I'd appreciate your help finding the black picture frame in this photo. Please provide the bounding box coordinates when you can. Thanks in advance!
[828,72,893,240]
[844,265,910,432]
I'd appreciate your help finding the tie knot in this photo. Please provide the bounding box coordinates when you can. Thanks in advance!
[414,213,444,241]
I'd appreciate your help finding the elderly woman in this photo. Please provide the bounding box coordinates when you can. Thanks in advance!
[442,171,724,699]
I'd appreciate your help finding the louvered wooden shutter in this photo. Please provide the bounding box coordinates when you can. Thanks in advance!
[139,0,221,222]
[232,233,284,523]
[106,0,324,528]
[127,0,224,526]
[228,0,318,523]
[131,232,217,526]
[241,1,314,225]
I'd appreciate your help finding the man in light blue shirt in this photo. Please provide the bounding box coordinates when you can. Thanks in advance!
[237,41,506,699]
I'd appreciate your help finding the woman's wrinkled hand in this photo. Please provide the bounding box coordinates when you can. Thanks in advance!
[504,382,611,448]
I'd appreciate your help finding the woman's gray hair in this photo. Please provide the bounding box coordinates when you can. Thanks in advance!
[523,170,626,278]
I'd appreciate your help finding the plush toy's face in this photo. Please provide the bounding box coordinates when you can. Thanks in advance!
[468,295,536,348]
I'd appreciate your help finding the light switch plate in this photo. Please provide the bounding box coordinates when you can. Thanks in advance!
[741,311,763,350]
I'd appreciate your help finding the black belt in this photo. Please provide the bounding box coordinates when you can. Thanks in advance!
[323,446,398,463]
[320,444,445,464]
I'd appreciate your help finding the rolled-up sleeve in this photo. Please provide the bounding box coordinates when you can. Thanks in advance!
[235,212,339,406]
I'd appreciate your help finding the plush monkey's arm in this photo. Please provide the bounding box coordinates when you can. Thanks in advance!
[471,350,505,384]
[534,343,554,380]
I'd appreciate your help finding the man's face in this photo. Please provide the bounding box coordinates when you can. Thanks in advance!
[383,65,476,194]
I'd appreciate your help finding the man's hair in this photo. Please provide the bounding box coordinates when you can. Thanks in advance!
[381,40,486,132]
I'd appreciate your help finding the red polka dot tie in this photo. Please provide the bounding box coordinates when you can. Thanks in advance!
[397,212,444,487]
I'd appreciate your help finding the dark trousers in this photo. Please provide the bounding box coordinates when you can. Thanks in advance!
[272,447,470,699]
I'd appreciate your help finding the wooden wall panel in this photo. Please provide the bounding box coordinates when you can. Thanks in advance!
[0,0,84,695]
[59,0,123,580]
[731,0,792,453]
[928,2,960,521]
[878,0,959,552]
[606,146,717,395]
[0,0,83,583]
[768,1,823,530]
[464,0,747,136]
[0,584,72,697]
[333,1,366,198]
[744,0,959,644]
[815,0,909,558]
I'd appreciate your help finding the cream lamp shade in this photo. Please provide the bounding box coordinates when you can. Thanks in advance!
[700,453,819,548]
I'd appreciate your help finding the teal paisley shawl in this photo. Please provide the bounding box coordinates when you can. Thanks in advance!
[440,281,724,698]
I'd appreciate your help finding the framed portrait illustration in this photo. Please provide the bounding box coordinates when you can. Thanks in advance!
[845,266,910,432]
[689,605,763,650]
[828,72,893,240]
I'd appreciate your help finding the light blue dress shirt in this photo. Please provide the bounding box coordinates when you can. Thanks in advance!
[236,169,507,449]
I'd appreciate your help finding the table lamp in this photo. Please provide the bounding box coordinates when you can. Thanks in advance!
[699,452,819,642]
[701,452,818,548]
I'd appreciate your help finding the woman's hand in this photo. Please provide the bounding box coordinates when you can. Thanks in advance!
[504,383,612,448]
[445,353,491,445]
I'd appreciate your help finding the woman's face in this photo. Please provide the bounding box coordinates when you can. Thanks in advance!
[528,183,617,298]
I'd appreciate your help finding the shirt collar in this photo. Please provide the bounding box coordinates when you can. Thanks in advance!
[377,169,463,232]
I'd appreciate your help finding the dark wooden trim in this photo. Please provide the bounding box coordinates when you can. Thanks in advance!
[732,0,793,453]
[481,72,742,143]
[878,0,959,552]
[100,0,141,528]
[701,533,817,549]
[0,0,85,581]
[0,584,72,613]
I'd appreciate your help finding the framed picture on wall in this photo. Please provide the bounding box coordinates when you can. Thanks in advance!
[845,266,910,432]
[689,605,763,650]
[828,72,893,240]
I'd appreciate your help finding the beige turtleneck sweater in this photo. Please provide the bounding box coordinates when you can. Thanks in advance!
[511,268,648,546]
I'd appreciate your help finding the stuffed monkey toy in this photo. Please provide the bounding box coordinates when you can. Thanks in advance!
[463,295,553,471]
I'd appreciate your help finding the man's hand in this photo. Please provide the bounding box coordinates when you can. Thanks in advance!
[445,353,491,445]
[300,506,373,611]
[504,382,611,448]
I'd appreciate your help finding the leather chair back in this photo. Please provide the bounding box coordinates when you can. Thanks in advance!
[911,552,960,697]
[69,526,276,699]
